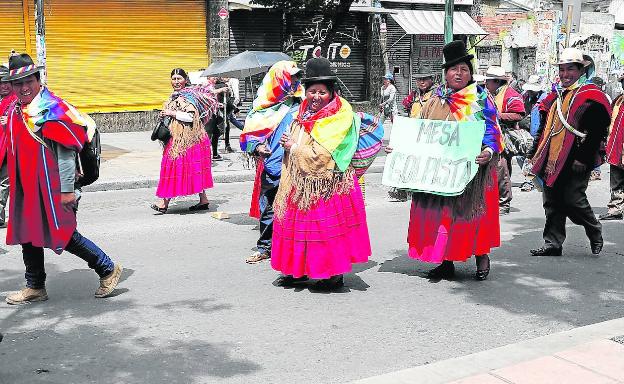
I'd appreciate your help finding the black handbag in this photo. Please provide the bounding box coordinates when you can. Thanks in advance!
[151,116,172,143]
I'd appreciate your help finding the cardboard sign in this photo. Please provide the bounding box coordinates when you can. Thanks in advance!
[382,117,486,196]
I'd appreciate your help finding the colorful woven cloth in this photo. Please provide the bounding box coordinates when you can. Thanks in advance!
[352,112,384,177]
[240,61,304,152]
[21,87,95,133]
[174,85,219,126]
[296,95,358,172]
[437,83,503,153]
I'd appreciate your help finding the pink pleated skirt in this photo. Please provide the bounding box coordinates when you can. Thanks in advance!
[156,136,214,198]
[407,182,500,264]
[271,178,371,279]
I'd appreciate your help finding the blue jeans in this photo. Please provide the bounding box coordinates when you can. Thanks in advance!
[23,230,115,289]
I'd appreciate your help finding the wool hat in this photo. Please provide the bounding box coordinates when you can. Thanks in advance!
[302,57,337,84]
[522,74,542,92]
[441,40,474,70]
[557,48,590,67]
[484,66,508,81]
[383,73,394,81]
[4,53,43,82]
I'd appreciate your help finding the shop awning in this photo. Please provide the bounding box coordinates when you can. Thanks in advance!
[229,1,395,13]
[391,10,487,35]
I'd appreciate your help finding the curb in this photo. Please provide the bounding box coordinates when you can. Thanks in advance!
[83,164,387,192]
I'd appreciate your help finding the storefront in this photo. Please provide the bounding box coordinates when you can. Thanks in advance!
[1,0,210,113]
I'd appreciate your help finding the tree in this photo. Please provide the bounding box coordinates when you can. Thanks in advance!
[250,0,361,53]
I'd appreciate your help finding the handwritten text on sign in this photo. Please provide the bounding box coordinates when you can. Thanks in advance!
[382,117,486,196]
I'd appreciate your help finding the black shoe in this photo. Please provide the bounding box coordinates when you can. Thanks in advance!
[274,275,309,287]
[189,202,209,211]
[150,203,167,214]
[426,261,455,279]
[313,275,344,290]
[530,245,562,256]
[590,241,603,255]
[212,154,223,161]
[499,206,510,215]
[0,221,6,228]
[599,212,623,221]
[475,255,490,281]
[224,146,234,153]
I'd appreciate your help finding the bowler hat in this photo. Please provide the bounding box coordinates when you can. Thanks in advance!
[4,53,43,82]
[302,57,337,84]
[441,40,474,70]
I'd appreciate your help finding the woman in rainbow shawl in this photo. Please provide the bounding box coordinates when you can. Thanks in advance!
[240,61,303,264]
[271,58,382,289]
[151,68,218,214]
[402,41,503,280]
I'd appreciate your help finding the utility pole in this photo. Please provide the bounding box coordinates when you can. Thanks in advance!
[35,0,47,83]
[444,0,455,45]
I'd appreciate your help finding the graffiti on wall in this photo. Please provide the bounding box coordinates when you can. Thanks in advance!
[283,15,361,67]
[572,34,611,77]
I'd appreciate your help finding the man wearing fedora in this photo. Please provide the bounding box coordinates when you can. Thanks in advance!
[528,48,611,256]
[485,65,526,215]
[401,73,435,118]
[0,65,17,228]
[600,73,624,221]
[2,53,122,304]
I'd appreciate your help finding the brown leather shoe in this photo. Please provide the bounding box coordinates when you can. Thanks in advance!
[95,264,123,298]
[6,287,48,305]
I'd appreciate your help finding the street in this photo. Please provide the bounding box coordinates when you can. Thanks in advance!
[0,172,623,384]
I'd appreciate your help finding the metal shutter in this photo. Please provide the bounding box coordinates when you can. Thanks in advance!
[43,0,209,113]
[0,1,36,61]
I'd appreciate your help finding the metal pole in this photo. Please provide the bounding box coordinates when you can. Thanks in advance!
[444,0,455,45]
[35,0,47,83]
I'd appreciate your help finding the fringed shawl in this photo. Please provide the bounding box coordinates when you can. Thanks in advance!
[165,86,218,159]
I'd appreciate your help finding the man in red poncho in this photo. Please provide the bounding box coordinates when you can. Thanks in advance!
[485,66,526,215]
[0,65,16,228]
[3,53,122,304]
[528,48,611,256]
[600,74,624,220]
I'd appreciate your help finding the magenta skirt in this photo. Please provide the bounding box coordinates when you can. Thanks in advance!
[271,177,371,279]
[156,136,214,198]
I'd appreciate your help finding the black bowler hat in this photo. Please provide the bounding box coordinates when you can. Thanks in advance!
[4,53,43,82]
[302,57,337,84]
[441,40,474,70]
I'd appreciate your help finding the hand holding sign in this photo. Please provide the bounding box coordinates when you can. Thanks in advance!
[382,117,486,196]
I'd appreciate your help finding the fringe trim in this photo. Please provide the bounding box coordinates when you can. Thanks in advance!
[166,97,207,160]
[274,163,355,219]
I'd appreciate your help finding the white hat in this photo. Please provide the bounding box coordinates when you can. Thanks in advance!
[484,66,508,80]
[473,74,485,83]
[522,74,542,92]
[557,48,590,67]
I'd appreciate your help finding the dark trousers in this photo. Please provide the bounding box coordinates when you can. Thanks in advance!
[257,172,279,255]
[23,230,115,289]
[497,152,513,208]
[541,168,602,249]
[606,164,624,214]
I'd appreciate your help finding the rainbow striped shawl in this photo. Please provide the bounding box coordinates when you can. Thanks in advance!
[296,95,359,172]
[240,61,304,152]
[22,87,95,133]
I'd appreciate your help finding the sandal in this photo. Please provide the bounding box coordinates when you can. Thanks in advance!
[245,251,270,264]
[189,202,209,211]
[150,203,167,214]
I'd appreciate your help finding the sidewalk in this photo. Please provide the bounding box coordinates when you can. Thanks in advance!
[352,317,624,384]
[88,126,390,192]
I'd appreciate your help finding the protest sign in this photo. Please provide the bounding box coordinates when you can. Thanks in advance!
[382,116,486,196]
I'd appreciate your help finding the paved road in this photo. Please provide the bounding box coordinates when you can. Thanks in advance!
[0,172,622,384]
